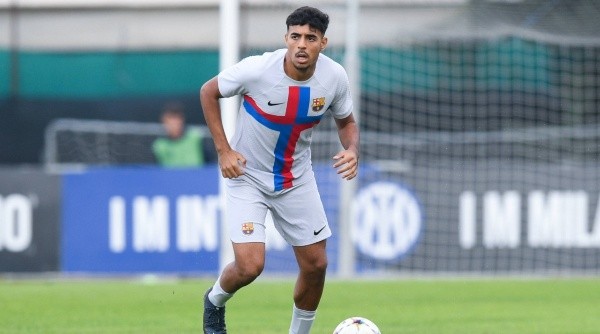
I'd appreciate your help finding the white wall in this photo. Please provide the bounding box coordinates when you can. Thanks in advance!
[0,2,466,51]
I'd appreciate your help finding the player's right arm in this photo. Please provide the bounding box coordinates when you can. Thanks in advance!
[200,76,246,178]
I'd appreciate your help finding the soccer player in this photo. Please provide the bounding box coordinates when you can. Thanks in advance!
[199,6,359,334]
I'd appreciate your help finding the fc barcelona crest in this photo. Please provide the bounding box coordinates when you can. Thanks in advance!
[242,222,254,235]
[312,97,326,112]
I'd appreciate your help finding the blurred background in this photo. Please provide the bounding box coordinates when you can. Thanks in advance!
[1,0,600,278]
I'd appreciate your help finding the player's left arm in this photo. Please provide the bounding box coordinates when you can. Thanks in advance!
[333,113,360,180]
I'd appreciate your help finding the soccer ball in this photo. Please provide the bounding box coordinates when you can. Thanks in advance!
[333,316,381,334]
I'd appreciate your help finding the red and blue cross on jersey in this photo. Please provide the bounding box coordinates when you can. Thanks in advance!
[243,86,323,191]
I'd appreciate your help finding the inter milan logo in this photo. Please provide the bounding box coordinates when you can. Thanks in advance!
[242,222,254,235]
[312,97,325,112]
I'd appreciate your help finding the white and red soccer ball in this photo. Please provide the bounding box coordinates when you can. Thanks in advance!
[333,316,381,334]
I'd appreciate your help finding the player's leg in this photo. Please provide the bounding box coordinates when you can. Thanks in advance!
[292,239,328,310]
[288,240,328,334]
[203,179,269,334]
[214,242,266,299]
[268,178,331,334]
[204,244,266,334]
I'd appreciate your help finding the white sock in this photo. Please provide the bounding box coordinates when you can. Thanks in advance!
[289,304,316,334]
[208,277,233,307]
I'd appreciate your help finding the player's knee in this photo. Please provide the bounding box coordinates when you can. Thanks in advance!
[305,256,328,275]
[236,259,264,281]
[314,257,328,274]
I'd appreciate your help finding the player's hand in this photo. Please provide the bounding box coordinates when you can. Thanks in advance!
[218,149,246,179]
[333,149,359,180]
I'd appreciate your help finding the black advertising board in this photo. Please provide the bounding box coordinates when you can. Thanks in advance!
[0,168,60,272]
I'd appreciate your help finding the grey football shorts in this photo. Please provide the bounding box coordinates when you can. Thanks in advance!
[225,177,331,247]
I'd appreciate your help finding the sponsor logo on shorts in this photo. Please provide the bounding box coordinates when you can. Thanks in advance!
[242,222,254,235]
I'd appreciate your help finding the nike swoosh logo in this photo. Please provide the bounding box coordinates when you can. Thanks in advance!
[268,101,284,106]
[313,226,327,236]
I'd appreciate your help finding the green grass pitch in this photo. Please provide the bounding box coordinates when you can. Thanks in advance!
[1,277,599,333]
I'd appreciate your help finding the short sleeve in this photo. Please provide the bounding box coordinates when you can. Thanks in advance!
[217,56,260,98]
[330,66,354,119]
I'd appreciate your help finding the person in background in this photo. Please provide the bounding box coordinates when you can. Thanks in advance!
[152,103,205,167]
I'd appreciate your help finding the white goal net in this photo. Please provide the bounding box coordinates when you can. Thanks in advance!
[342,0,600,275]
[44,119,213,170]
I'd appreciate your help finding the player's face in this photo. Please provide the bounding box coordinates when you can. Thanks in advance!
[284,24,328,80]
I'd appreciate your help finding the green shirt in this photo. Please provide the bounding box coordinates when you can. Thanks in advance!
[152,129,204,167]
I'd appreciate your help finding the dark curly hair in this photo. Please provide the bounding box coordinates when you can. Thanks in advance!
[286,6,329,35]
